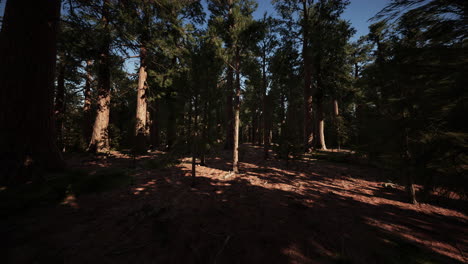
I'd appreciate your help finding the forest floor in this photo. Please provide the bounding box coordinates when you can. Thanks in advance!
[2,144,467,264]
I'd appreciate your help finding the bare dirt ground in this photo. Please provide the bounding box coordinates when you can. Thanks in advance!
[3,144,467,263]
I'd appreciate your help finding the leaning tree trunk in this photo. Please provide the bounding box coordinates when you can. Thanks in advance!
[88,0,111,153]
[0,0,63,184]
[233,49,241,174]
[135,45,148,154]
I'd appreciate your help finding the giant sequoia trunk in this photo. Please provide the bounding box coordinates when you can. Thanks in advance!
[88,0,111,153]
[0,0,63,183]
[233,49,241,174]
[135,46,148,153]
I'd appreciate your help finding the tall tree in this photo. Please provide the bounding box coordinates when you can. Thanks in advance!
[88,0,113,153]
[274,0,316,152]
[309,0,352,150]
[258,14,278,159]
[0,0,64,183]
[209,0,258,173]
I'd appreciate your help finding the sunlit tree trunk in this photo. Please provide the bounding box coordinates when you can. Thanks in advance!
[88,0,111,153]
[0,0,63,184]
[135,45,148,153]
[317,98,327,150]
[333,99,340,150]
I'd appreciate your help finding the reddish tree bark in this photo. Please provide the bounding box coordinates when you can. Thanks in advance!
[0,0,63,183]
[88,0,111,153]
[135,45,148,153]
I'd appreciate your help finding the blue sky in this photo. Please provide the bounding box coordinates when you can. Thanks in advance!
[251,0,391,41]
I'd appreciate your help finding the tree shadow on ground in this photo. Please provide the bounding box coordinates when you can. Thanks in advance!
[2,145,467,264]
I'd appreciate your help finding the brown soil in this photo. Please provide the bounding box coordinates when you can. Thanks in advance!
[3,144,467,263]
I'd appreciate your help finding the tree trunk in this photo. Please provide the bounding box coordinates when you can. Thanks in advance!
[88,0,111,153]
[333,99,340,150]
[251,111,257,144]
[200,101,208,166]
[0,0,63,184]
[333,99,339,116]
[191,97,198,178]
[233,49,241,174]
[135,45,148,153]
[83,60,94,144]
[262,49,269,159]
[55,54,66,151]
[150,101,160,150]
[317,98,327,150]
[302,1,313,152]
[166,98,176,150]
[257,114,263,146]
[407,173,417,204]
[263,95,271,160]
[225,66,234,149]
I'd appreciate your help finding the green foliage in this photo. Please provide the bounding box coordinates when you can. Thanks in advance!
[356,0,468,198]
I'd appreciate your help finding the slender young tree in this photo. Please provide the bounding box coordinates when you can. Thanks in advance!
[209,0,258,173]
